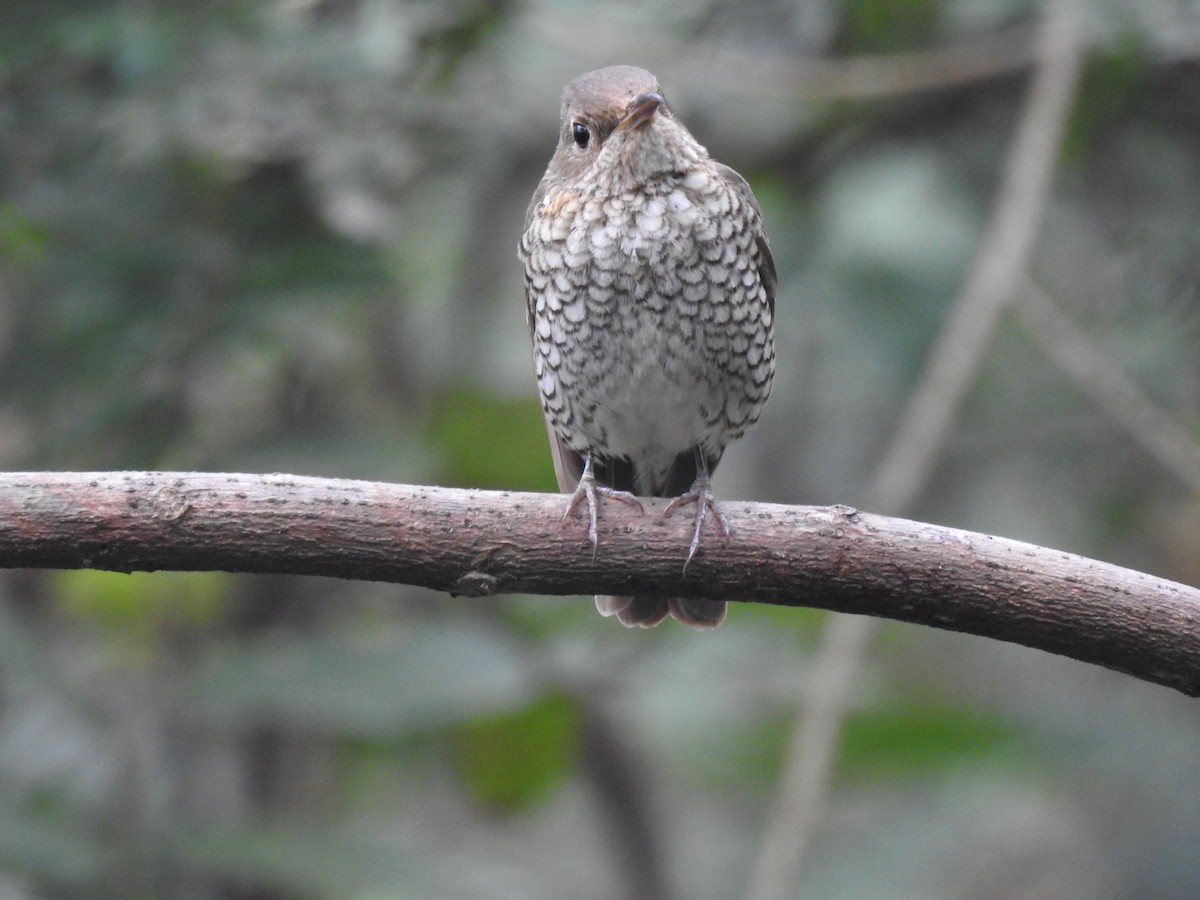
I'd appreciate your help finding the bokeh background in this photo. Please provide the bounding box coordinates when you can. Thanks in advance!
[2,1,1200,898]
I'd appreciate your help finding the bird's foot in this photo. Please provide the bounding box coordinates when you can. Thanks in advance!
[564,466,644,559]
[663,471,730,573]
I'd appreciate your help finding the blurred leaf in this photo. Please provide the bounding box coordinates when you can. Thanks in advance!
[839,0,942,53]
[52,569,232,636]
[839,701,1021,780]
[451,690,578,813]
[428,385,555,491]
[1064,39,1150,161]
[497,594,593,640]
[741,601,830,636]
[424,0,509,82]
[0,203,49,269]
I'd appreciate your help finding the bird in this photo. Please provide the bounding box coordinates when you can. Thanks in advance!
[519,65,776,628]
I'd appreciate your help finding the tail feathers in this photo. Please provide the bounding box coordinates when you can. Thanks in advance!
[595,595,669,628]
[595,595,726,629]
[668,597,727,628]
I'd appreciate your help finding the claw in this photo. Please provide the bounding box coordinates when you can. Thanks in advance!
[563,453,644,558]
[663,451,730,572]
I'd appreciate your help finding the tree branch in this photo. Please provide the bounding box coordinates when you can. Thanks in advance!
[1,471,1198,694]
[865,9,1086,514]
[745,14,1092,898]
[1015,279,1200,496]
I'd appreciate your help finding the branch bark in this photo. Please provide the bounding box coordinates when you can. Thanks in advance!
[1,471,1198,694]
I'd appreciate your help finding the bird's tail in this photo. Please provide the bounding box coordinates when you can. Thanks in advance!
[595,595,726,629]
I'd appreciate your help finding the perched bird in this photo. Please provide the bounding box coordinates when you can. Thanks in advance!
[519,65,776,628]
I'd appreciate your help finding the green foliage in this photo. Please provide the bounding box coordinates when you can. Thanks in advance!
[428,385,556,491]
[839,0,943,53]
[839,701,1021,780]
[0,203,49,269]
[451,690,579,812]
[53,569,231,637]
[1064,39,1151,160]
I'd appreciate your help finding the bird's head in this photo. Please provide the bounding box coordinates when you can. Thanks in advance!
[546,66,707,192]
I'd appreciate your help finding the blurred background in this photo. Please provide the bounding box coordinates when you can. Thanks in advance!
[2,0,1200,897]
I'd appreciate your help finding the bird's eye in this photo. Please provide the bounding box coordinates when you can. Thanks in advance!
[572,122,590,149]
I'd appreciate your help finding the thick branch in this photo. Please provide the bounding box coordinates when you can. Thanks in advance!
[1,471,1198,694]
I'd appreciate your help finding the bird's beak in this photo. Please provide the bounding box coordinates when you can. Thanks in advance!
[615,92,663,132]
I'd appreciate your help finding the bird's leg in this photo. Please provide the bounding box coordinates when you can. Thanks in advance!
[563,452,645,559]
[663,449,730,572]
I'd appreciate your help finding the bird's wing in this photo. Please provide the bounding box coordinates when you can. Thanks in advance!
[714,162,777,317]
[519,180,550,333]
[545,422,585,494]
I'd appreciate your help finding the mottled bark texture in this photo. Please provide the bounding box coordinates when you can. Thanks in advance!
[1,471,1198,694]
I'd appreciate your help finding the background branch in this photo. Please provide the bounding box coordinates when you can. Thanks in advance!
[745,12,1089,899]
[865,9,1086,514]
[1015,280,1200,495]
[1,471,1198,696]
